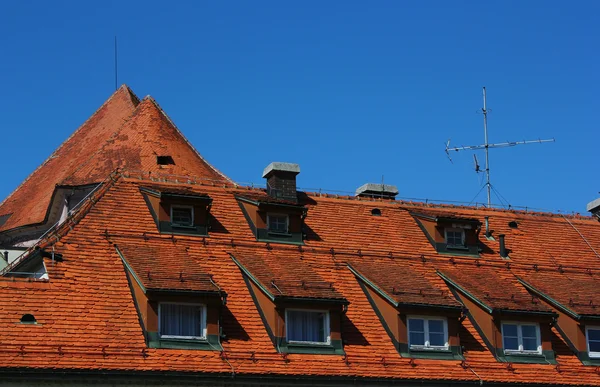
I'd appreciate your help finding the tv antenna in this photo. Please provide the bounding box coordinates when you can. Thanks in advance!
[445,87,555,208]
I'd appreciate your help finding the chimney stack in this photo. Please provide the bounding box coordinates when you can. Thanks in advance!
[587,198,600,220]
[498,234,508,259]
[262,162,300,202]
[355,183,398,200]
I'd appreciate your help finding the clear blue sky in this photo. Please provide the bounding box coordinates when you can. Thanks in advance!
[0,1,598,213]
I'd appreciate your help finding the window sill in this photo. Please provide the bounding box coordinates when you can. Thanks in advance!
[410,346,451,353]
[279,339,345,355]
[171,224,196,229]
[446,245,469,251]
[267,231,292,237]
[288,341,332,347]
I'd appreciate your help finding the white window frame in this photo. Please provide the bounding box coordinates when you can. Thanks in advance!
[586,326,600,358]
[501,322,542,355]
[444,227,466,248]
[158,302,207,340]
[170,205,194,227]
[407,316,449,350]
[285,308,331,345]
[267,213,289,234]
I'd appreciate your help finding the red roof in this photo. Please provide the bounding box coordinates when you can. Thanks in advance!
[115,238,221,293]
[0,87,228,233]
[1,87,600,384]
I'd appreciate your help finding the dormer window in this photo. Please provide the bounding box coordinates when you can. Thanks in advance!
[140,186,212,236]
[409,210,481,256]
[286,309,330,345]
[408,317,449,350]
[586,327,600,358]
[171,205,194,227]
[445,228,466,248]
[502,322,541,355]
[267,213,289,234]
[160,303,207,340]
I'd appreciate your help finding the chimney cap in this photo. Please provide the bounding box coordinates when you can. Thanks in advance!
[355,183,399,198]
[262,162,300,178]
[587,198,600,214]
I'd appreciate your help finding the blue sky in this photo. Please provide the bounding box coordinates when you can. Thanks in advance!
[0,1,597,213]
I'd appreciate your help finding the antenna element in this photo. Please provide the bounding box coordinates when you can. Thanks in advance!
[445,87,555,208]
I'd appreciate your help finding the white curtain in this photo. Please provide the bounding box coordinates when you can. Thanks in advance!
[287,310,325,342]
[160,304,203,337]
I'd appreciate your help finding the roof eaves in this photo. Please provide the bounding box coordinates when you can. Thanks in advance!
[228,253,275,301]
[436,271,493,314]
[515,276,580,320]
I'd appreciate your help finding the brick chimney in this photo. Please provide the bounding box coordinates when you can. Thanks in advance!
[262,162,300,202]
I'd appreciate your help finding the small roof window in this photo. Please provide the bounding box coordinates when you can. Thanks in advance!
[20,314,37,324]
[371,208,382,216]
[157,155,175,165]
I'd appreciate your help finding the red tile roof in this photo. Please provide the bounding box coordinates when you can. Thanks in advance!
[115,238,221,294]
[231,246,346,301]
[1,87,600,384]
[517,270,600,316]
[348,259,462,308]
[438,264,553,314]
[0,87,229,233]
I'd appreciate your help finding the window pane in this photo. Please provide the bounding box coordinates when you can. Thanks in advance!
[502,324,518,337]
[268,215,288,233]
[172,208,193,226]
[522,338,538,351]
[428,320,444,334]
[589,341,600,352]
[588,329,600,341]
[521,325,538,339]
[410,332,425,346]
[160,304,203,337]
[504,337,519,350]
[429,332,446,347]
[287,310,326,342]
[409,319,424,332]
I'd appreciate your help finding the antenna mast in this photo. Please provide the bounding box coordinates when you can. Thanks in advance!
[114,36,118,91]
[445,87,555,208]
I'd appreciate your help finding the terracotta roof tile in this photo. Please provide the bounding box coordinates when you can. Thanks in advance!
[349,259,462,308]
[438,264,553,313]
[115,239,221,293]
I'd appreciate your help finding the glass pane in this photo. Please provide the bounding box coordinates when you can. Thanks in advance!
[502,324,518,337]
[589,341,600,352]
[588,329,600,341]
[268,215,288,233]
[410,332,425,346]
[409,319,424,332]
[287,310,326,343]
[521,325,538,339]
[428,320,444,333]
[504,337,519,350]
[523,338,538,351]
[160,304,203,337]
[429,332,446,347]
[172,208,193,226]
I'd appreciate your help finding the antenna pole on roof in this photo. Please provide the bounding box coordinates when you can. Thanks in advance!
[445,87,555,208]
[114,36,118,91]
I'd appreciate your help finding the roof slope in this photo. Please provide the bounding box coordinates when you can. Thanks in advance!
[0,85,139,232]
[0,88,229,234]
[2,177,599,384]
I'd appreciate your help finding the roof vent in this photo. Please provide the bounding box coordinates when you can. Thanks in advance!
[587,198,600,220]
[355,183,398,200]
[508,221,518,229]
[157,155,175,166]
[262,162,300,203]
[20,314,36,324]
[371,208,382,216]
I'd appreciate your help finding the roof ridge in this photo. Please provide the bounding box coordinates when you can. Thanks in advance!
[0,85,139,212]
[140,95,232,183]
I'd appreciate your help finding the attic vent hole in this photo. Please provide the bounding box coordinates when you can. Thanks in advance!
[157,155,175,166]
[371,208,382,216]
[20,314,36,324]
[508,221,518,229]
